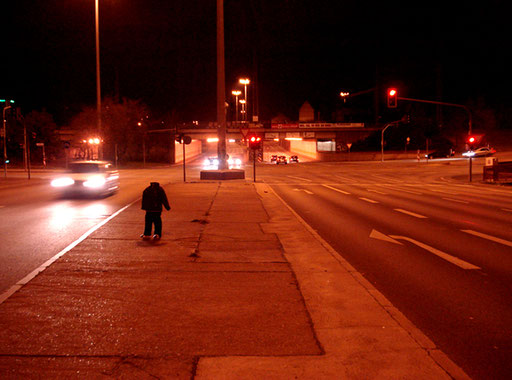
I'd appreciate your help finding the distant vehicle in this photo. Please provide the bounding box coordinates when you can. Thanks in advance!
[51,161,119,197]
[462,147,496,157]
[424,148,454,159]
[270,155,278,163]
[289,155,299,163]
[276,156,288,164]
[203,157,241,169]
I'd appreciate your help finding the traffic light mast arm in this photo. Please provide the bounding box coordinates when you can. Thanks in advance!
[397,96,472,134]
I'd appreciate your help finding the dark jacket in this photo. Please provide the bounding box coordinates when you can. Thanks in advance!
[141,182,170,212]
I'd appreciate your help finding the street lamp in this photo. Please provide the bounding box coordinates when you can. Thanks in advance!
[95,0,102,158]
[231,90,241,124]
[239,78,250,122]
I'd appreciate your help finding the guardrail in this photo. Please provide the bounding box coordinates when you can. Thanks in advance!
[483,159,512,183]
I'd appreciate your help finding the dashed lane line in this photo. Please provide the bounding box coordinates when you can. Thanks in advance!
[322,184,351,195]
[367,189,388,195]
[380,184,423,195]
[442,197,470,204]
[359,197,379,204]
[293,188,314,195]
[461,229,512,248]
[287,175,312,182]
[394,208,428,219]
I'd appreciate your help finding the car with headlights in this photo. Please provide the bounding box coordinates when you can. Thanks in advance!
[289,155,299,163]
[51,161,119,197]
[270,155,278,163]
[462,147,496,157]
[203,156,242,169]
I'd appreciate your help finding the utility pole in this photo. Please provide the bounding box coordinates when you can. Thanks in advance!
[3,105,11,178]
[216,0,227,170]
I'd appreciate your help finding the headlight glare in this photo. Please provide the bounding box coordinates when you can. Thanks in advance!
[51,177,75,187]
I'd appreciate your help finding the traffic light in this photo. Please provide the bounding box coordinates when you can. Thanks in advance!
[387,88,398,108]
[248,135,262,150]
[467,135,476,150]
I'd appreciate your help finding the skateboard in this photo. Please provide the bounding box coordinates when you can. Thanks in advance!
[140,234,161,242]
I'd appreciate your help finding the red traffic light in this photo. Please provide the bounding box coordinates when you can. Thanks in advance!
[387,88,398,108]
[248,135,262,149]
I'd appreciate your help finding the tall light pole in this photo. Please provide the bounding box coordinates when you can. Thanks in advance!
[216,0,227,169]
[3,105,11,178]
[95,0,102,158]
[231,90,241,124]
[239,78,250,122]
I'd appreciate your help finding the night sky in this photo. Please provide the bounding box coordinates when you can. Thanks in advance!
[2,1,511,125]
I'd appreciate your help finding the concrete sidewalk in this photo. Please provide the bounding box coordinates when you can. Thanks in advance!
[0,181,469,379]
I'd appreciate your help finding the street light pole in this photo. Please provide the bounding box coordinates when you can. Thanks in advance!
[232,90,241,125]
[95,0,102,158]
[216,0,227,169]
[239,78,250,122]
[3,105,11,178]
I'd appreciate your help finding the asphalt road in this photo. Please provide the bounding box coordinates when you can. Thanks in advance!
[257,158,512,380]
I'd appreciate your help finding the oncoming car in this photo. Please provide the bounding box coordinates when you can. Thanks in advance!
[51,161,119,197]
[462,147,496,157]
[203,157,242,169]
[276,156,288,164]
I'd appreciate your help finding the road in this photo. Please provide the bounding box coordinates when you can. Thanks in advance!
[257,158,512,380]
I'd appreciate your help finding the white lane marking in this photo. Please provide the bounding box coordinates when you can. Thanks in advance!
[367,189,388,195]
[293,188,313,195]
[0,198,140,305]
[334,175,356,182]
[370,229,402,245]
[389,235,481,270]
[394,208,428,219]
[429,188,459,195]
[461,230,512,248]
[322,184,350,195]
[502,208,512,212]
[380,184,423,195]
[359,197,379,203]
[371,174,402,183]
[287,175,312,182]
[442,197,469,204]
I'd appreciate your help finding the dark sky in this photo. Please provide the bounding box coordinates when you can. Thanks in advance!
[2,1,511,124]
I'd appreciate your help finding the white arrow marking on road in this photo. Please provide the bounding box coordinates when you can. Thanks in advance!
[394,208,427,218]
[389,235,481,270]
[293,188,313,195]
[322,184,350,194]
[461,229,512,248]
[370,229,402,245]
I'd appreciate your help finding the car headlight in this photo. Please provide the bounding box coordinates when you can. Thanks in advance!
[235,158,242,165]
[51,177,75,187]
[83,176,106,188]
[462,151,475,157]
[212,159,219,166]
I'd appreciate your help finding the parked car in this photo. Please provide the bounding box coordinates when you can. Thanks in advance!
[462,147,496,157]
[51,161,119,197]
[276,156,288,164]
[425,148,454,159]
[289,155,299,163]
[270,155,278,163]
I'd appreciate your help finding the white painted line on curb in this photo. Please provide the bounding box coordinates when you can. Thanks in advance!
[394,209,428,218]
[0,198,140,305]
[442,197,469,204]
[322,184,350,194]
[359,197,379,203]
[461,229,512,248]
[287,175,312,182]
[389,235,481,270]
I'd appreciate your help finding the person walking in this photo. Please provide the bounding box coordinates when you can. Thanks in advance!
[141,182,171,240]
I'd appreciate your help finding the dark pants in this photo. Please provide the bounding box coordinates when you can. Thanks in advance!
[144,211,162,236]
